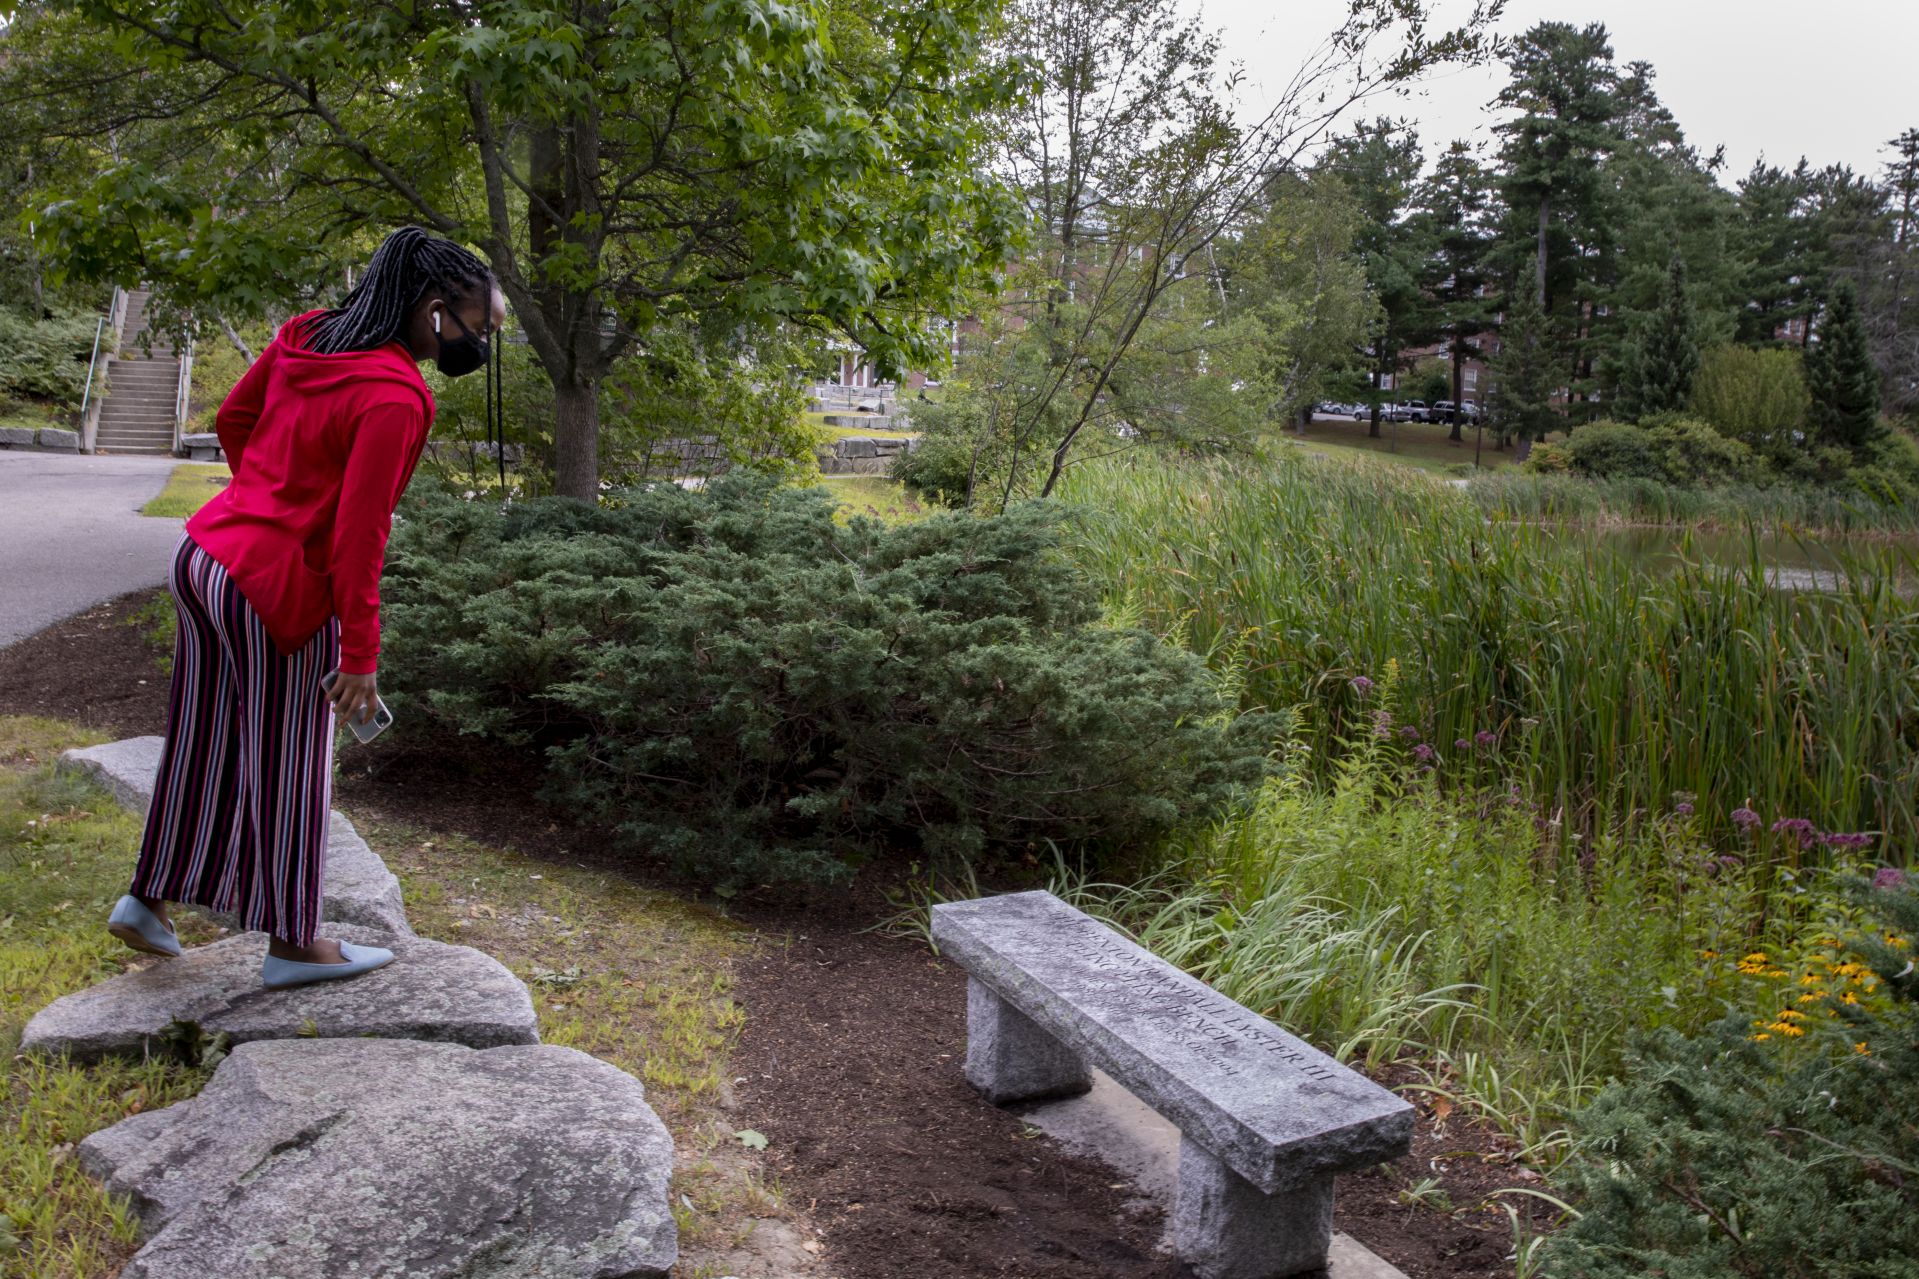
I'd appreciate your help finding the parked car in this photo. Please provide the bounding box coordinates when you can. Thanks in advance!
[1387,400,1429,422]
[1460,399,1481,424]
[1431,400,1458,423]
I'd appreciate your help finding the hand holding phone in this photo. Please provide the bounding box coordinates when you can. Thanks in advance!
[320,670,394,744]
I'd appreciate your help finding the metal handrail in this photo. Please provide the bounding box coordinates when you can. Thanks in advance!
[78,285,128,453]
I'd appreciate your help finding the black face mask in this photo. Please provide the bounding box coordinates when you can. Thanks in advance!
[433,305,489,378]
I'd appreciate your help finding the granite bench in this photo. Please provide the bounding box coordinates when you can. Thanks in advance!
[930,890,1413,1279]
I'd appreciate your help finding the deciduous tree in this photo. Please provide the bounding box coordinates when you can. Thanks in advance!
[20,0,1026,498]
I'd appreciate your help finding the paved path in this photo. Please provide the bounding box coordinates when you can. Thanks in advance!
[0,451,186,649]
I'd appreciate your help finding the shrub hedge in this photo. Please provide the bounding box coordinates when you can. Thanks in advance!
[379,476,1273,887]
[0,306,98,409]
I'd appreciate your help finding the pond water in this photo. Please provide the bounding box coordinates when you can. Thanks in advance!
[1590,525,1919,592]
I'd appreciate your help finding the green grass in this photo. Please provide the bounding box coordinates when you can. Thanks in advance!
[1053,448,1919,1156]
[1052,733,1798,1161]
[0,717,225,1279]
[1466,469,1919,535]
[139,463,228,519]
[1281,414,1524,475]
[802,409,919,441]
[0,715,787,1274]
[1062,449,1919,866]
[816,475,928,523]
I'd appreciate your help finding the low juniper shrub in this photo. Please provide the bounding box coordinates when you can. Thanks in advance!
[1549,874,1919,1278]
[379,475,1274,888]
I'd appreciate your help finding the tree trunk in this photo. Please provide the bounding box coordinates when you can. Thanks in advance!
[1447,327,1465,442]
[553,381,600,502]
[1368,350,1384,439]
[1514,433,1534,463]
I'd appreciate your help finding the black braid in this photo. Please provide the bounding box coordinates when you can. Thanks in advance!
[302,226,493,354]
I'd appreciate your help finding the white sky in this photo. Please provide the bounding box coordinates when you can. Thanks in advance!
[1192,0,1919,184]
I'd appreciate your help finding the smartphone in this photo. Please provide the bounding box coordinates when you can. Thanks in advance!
[320,671,394,745]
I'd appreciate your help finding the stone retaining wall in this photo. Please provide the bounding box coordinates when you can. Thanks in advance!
[0,425,82,451]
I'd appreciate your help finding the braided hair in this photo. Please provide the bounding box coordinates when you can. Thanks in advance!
[301,226,494,354]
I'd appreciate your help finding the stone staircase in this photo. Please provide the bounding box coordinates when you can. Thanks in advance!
[28,738,680,1278]
[94,290,183,456]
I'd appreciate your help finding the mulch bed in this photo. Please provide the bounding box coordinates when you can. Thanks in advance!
[0,590,1548,1279]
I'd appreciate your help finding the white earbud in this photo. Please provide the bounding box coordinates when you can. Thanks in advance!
[432,309,442,334]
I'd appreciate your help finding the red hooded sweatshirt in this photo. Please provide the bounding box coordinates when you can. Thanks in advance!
[186,310,436,674]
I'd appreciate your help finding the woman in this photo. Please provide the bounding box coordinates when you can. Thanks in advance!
[104,227,505,989]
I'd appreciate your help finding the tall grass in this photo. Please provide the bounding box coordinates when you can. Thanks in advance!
[1051,728,1784,1158]
[1465,470,1919,535]
[1061,450,1919,866]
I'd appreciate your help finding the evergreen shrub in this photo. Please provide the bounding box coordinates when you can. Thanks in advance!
[1561,418,1761,487]
[1642,416,1763,487]
[1564,421,1665,480]
[379,476,1273,887]
[1551,876,1919,1278]
[0,306,98,408]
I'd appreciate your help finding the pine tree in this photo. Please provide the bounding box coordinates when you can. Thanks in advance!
[1320,119,1437,438]
[1489,284,1558,457]
[1418,141,1497,441]
[1805,279,1883,453]
[1734,160,1817,346]
[1492,23,1621,422]
[1617,253,1699,419]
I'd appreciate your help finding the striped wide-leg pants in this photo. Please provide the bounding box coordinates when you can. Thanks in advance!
[131,534,340,946]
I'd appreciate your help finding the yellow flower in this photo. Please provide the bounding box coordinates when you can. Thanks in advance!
[1854,1042,1871,1056]
[1751,1032,1772,1041]
[1700,948,1720,960]
[1799,974,1824,986]
[1775,1023,1807,1037]
[1842,991,1860,1005]
[1887,934,1910,950]
[1742,952,1769,965]
[1765,969,1790,979]
[1777,1008,1809,1021]
[1796,992,1822,1004]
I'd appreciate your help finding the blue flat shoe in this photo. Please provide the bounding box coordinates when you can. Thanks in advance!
[261,941,396,991]
[108,894,182,958]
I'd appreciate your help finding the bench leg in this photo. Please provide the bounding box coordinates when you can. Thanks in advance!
[962,976,1092,1104]
[1171,1136,1334,1279]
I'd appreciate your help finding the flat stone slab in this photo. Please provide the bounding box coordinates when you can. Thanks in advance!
[22,924,536,1061]
[931,891,1413,1194]
[59,737,410,934]
[322,808,411,933]
[81,1037,676,1279]
[58,736,164,813]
